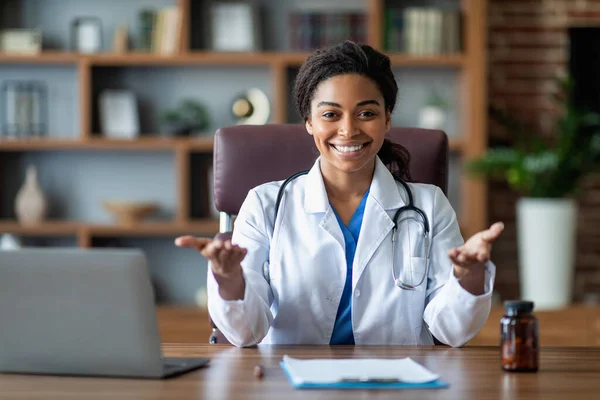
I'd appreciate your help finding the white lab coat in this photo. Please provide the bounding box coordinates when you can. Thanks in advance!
[207,156,495,347]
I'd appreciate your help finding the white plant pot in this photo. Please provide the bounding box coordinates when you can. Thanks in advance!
[418,106,446,130]
[516,198,577,310]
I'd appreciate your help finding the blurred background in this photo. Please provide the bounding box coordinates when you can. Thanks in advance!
[0,0,599,343]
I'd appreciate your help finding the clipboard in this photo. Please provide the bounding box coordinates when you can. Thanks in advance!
[280,355,450,390]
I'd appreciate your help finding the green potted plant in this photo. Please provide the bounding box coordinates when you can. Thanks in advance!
[468,76,600,309]
[159,99,210,136]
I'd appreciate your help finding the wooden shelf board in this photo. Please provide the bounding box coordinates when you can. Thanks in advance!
[0,137,214,151]
[87,52,280,66]
[0,52,465,68]
[0,52,79,64]
[279,52,311,66]
[184,137,215,151]
[449,138,463,152]
[87,220,219,236]
[88,52,466,67]
[0,221,80,235]
[388,53,465,67]
[0,220,219,237]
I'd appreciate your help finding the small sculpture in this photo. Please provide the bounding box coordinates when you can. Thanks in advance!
[231,88,270,125]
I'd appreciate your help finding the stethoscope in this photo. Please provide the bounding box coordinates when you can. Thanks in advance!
[273,170,431,290]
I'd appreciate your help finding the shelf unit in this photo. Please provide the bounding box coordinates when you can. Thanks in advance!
[0,220,219,246]
[0,0,487,241]
[0,52,467,67]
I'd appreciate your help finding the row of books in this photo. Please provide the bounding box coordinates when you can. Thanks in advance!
[288,12,367,51]
[138,7,182,54]
[385,8,462,55]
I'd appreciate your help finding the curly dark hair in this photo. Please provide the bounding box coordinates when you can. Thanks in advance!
[292,41,411,181]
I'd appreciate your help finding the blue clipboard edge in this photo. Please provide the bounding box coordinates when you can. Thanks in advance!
[280,361,450,390]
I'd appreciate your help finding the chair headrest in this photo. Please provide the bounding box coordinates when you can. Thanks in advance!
[213,124,448,215]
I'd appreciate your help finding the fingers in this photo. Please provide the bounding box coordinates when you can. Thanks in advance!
[448,245,489,267]
[175,236,247,266]
[216,241,247,268]
[482,221,505,243]
[201,239,227,261]
[201,239,247,273]
[174,236,211,251]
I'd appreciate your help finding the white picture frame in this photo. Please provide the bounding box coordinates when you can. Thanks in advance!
[210,2,261,52]
[99,90,140,139]
[71,17,103,53]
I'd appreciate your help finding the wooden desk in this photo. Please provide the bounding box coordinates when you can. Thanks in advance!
[1,345,599,399]
[154,305,600,346]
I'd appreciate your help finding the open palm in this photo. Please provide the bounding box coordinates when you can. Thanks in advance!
[448,222,504,270]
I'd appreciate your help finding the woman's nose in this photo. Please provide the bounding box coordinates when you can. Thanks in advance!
[338,118,359,137]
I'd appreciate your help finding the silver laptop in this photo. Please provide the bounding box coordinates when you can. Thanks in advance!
[0,248,209,379]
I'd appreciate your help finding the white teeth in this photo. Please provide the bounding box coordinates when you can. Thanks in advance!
[333,144,364,153]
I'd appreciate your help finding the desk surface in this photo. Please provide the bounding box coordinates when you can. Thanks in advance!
[154,305,600,346]
[1,344,599,399]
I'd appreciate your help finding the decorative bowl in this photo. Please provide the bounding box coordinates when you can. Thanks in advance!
[102,200,159,226]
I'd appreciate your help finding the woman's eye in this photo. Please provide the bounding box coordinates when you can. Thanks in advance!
[322,112,337,118]
[359,111,376,118]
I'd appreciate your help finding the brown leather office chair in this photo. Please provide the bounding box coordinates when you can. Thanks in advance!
[209,124,449,344]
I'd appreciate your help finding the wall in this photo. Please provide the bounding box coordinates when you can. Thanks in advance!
[488,0,600,302]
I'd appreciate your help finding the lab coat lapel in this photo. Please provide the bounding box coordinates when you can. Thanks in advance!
[353,157,406,287]
[303,157,345,249]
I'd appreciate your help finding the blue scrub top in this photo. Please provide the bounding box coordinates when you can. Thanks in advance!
[329,188,370,345]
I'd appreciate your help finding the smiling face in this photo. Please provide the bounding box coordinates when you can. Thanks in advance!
[305,73,391,180]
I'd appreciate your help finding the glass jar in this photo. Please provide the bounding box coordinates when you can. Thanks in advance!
[500,300,539,372]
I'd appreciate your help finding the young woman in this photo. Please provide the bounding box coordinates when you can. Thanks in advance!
[176,41,504,347]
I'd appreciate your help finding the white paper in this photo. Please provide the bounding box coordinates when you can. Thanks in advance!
[282,355,440,385]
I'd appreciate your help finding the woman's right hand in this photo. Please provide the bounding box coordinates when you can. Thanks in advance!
[175,236,247,300]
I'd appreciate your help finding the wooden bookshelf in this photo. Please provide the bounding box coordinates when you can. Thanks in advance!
[0,221,81,235]
[387,53,465,67]
[0,51,466,68]
[86,220,219,236]
[0,0,488,245]
[0,52,79,64]
[86,52,280,66]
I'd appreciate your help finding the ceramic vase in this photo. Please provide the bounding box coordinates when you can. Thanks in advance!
[15,165,47,225]
[516,198,577,310]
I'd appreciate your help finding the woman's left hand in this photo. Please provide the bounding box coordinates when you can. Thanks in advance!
[449,222,505,274]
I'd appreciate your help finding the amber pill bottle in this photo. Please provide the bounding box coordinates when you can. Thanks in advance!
[500,300,539,372]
